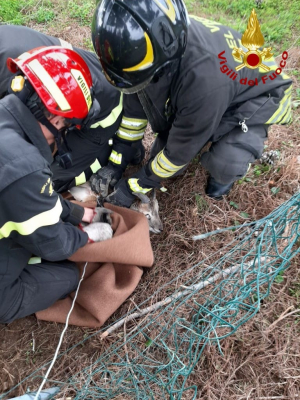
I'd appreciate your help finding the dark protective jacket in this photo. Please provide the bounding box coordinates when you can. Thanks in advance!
[0,94,88,289]
[0,24,123,153]
[109,17,292,187]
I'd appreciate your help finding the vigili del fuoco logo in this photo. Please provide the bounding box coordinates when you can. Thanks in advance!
[218,9,288,86]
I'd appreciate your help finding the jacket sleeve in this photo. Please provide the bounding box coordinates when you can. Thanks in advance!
[107,94,148,170]
[59,195,85,226]
[145,75,233,183]
[0,168,88,261]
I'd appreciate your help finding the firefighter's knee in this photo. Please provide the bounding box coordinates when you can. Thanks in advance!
[200,149,253,185]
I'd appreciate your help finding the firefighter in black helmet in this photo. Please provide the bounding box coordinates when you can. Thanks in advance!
[90,0,292,205]
[92,0,188,94]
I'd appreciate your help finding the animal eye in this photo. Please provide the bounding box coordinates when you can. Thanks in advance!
[145,214,151,220]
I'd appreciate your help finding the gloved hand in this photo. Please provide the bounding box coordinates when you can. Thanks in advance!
[90,164,123,197]
[81,222,113,243]
[91,207,113,225]
[104,179,136,208]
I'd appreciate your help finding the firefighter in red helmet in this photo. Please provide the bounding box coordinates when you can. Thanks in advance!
[0,46,112,324]
[0,24,128,194]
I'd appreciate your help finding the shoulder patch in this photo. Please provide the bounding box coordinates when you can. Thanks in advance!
[40,178,54,196]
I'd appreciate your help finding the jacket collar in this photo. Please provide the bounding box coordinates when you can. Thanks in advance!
[1,95,53,164]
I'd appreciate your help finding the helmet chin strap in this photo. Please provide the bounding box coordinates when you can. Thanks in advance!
[9,75,73,169]
[27,95,73,169]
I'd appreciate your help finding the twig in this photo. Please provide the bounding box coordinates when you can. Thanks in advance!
[32,331,35,353]
[100,258,265,339]
[192,221,257,240]
[3,367,15,383]
[123,305,138,381]
[239,396,298,400]
[264,306,300,333]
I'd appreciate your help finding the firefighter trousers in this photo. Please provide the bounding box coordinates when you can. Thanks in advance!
[149,124,267,184]
[201,124,268,184]
[0,260,79,324]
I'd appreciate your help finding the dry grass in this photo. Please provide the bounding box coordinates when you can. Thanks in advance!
[1,23,300,400]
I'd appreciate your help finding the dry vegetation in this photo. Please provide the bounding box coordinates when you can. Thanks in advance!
[1,24,300,400]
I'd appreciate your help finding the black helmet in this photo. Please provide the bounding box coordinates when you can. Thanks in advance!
[92,0,189,94]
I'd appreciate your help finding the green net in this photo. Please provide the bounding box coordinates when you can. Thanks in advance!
[2,192,300,400]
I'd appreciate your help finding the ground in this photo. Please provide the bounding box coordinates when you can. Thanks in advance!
[1,2,300,400]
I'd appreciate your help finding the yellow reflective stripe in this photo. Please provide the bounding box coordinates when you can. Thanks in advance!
[266,86,292,124]
[123,33,154,72]
[58,38,73,49]
[90,93,123,129]
[118,117,147,139]
[120,123,147,132]
[28,257,42,265]
[151,159,173,177]
[117,129,145,141]
[121,117,147,127]
[128,179,152,194]
[280,105,292,124]
[276,100,290,124]
[90,159,101,173]
[109,150,122,165]
[75,172,86,186]
[153,0,176,23]
[0,198,63,240]
[28,59,71,111]
[151,150,186,178]
[119,126,146,135]
[269,93,291,124]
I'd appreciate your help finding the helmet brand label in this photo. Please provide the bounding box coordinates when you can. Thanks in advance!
[72,69,92,110]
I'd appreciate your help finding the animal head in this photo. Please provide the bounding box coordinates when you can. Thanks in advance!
[130,190,163,234]
[69,183,163,234]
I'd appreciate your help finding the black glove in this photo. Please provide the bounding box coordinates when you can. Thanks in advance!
[90,164,123,197]
[104,166,163,208]
[104,179,136,208]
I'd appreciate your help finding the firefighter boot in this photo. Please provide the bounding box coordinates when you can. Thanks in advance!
[206,176,234,199]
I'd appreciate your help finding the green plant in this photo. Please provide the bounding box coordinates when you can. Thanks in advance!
[230,201,239,209]
[271,187,280,195]
[195,194,209,214]
[68,0,94,25]
[289,283,300,301]
[274,270,284,283]
[240,212,250,219]
[0,0,28,23]
[253,164,271,176]
[188,0,300,51]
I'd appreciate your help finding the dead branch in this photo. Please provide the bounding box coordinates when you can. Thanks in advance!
[100,258,265,339]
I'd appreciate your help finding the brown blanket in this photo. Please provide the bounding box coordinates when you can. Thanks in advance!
[36,203,154,327]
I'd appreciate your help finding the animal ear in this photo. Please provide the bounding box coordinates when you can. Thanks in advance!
[132,191,150,204]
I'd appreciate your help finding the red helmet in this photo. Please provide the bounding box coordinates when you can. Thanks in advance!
[7,46,93,121]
